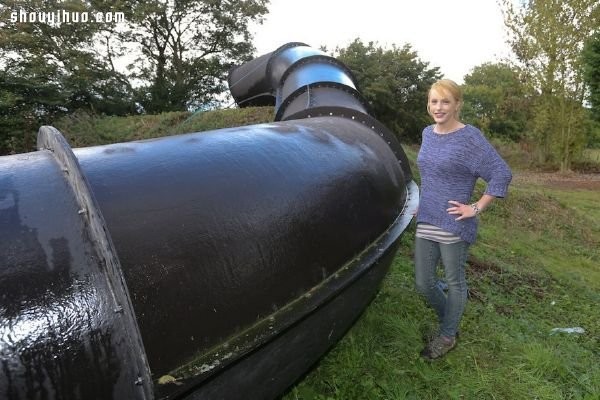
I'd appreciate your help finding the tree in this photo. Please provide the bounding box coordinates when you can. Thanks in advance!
[0,60,65,153]
[335,39,441,143]
[0,1,136,114]
[582,32,600,147]
[462,63,532,141]
[583,31,600,120]
[501,0,600,170]
[0,0,136,153]
[124,0,268,113]
[0,0,268,154]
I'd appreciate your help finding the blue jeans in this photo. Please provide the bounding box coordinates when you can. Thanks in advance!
[414,237,470,337]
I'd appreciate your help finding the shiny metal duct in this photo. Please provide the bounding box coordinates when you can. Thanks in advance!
[1,42,418,400]
[228,42,412,182]
[1,127,152,400]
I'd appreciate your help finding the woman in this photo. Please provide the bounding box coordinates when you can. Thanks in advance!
[415,79,512,360]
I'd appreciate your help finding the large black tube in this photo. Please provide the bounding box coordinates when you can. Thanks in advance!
[1,43,418,400]
[1,127,152,400]
[227,42,412,182]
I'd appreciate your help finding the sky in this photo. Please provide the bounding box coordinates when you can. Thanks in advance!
[250,0,514,83]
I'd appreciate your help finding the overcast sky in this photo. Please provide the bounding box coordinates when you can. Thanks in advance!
[250,0,514,83]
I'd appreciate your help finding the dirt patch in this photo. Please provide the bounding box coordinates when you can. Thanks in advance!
[466,255,549,303]
[513,171,600,190]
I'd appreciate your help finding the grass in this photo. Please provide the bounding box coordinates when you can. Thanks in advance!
[282,147,600,400]
[50,109,600,399]
[52,106,274,148]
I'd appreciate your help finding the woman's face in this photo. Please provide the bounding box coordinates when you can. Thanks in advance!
[428,89,460,125]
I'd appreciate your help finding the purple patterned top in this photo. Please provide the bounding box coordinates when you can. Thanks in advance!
[416,124,512,244]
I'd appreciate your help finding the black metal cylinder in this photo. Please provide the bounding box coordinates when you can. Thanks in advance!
[0,129,151,400]
[2,42,419,400]
[75,116,405,376]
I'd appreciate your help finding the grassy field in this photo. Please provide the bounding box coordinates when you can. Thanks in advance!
[54,109,599,399]
[282,147,600,400]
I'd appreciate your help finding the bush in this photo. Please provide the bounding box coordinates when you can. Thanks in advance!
[571,160,600,174]
[52,107,275,148]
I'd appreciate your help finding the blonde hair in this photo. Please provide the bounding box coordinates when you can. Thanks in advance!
[427,79,463,119]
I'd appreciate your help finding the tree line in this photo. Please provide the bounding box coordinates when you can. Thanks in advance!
[0,0,269,152]
[1,0,599,171]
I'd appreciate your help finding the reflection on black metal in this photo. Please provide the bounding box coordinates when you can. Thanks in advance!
[1,43,418,399]
[0,127,152,400]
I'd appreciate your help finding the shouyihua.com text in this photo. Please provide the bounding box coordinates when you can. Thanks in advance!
[10,9,126,24]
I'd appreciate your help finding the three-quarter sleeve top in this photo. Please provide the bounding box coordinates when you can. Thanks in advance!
[416,124,512,244]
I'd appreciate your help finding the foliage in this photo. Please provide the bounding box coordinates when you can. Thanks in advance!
[582,31,600,122]
[0,0,136,114]
[0,58,64,153]
[500,0,599,171]
[461,63,532,141]
[53,106,274,147]
[334,39,441,143]
[582,108,600,149]
[524,93,590,170]
[0,0,138,153]
[0,0,268,155]
[124,0,269,113]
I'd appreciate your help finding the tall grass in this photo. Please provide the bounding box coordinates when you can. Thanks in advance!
[52,107,274,148]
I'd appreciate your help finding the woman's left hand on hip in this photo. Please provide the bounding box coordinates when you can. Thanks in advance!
[447,200,477,221]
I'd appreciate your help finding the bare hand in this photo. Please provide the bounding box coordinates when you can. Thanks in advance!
[447,200,477,221]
